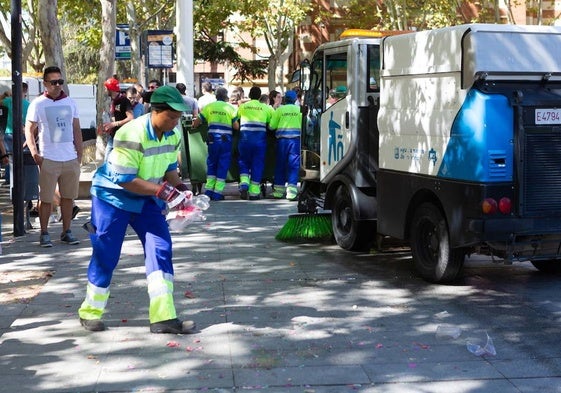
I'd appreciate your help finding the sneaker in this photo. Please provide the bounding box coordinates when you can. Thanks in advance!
[72,205,81,220]
[80,318,106,332]
[204,190,216,199]
[248,195,260,201]
[61,230,80,245]
[39,233,53,248]
[150,318,196,334]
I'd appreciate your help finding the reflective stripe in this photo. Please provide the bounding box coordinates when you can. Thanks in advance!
[206,176,217,189]
[275,128,301,138]
[113,139,144,152]
[239,174,250,186]
[209,129,232,135]
[147,270,174,285]
[146,270,176,323]
[78,282,110,319]
[240,121,267,133]
[215,179,226,193]
[147,270,174,299]
[144,144,177,157]
[110,163,138,175]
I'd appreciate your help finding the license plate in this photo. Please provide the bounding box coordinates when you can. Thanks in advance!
[535,109,561,125]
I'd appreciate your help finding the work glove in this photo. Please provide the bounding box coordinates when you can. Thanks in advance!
[156,181,193,210]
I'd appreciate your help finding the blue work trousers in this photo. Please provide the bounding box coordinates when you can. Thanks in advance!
[87,196,173,288]
[238,132,267,185]
[274,137,300,187]
[206,133,232,182]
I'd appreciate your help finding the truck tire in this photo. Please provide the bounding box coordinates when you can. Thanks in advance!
[332,185,373,251]
[410,203,464,283]
[530,260,561,274]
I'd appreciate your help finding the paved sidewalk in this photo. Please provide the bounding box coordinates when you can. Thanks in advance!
[1,180,561,392]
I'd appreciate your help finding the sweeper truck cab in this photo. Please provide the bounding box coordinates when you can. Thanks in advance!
[296,24,561,282]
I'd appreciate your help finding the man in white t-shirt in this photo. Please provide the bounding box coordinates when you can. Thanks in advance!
[24,65,83,247]
[197,81,216,111]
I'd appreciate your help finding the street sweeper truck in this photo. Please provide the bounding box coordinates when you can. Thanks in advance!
[293,23,561,282]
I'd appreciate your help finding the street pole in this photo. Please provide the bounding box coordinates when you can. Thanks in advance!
[11,0,24,236]
[176,0,194,96]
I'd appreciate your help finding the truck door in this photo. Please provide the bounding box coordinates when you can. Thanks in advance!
[319,51,350,181]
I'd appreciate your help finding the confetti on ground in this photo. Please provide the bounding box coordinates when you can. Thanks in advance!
[413,342,430,350]
[166,341,180,348]
[184,290,196,298]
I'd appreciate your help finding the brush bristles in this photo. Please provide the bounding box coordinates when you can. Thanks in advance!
[275,214,334,243]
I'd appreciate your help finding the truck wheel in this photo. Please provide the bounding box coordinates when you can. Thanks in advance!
[530,260,561,274]
[410,203,464,283]
[332,185,373,251]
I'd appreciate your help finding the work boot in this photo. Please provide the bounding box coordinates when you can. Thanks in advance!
[150,318,196,334]
[239,184,249,200]
[80,318,106,332]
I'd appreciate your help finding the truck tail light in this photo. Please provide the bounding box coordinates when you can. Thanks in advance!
[498,197,512,214]
[482,198,498,214]
[482,197,512,215]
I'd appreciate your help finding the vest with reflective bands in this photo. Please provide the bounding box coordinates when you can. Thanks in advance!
[238,99,273,133]
[91,114,181,213]
[270,104,302,138]
[200,100,238,135]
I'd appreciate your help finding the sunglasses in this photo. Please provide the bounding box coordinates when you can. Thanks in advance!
[46,79,64,86]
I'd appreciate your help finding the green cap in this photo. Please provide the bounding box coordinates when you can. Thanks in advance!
[150,85,188,112]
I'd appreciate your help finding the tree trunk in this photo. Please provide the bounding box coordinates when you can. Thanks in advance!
[126,1,143,84]
[38,0,66,85]
[96,0,116,160]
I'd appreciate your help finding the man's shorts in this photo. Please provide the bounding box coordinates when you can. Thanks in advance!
[39,158,81,202]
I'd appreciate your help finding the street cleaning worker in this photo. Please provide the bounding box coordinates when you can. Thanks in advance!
[78,86,196,334]
[237,86,274,200]
[194,87,239,201]
[269,90,302,201]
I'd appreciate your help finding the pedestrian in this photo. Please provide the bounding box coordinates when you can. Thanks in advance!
[125,86,145,118]
[143,79,162,112]
[237,86,274,200]
[175,82,199,118]
[269,89,302,201]
[197,81,216,111]
[229,91,241,107]
[193,87,239,201]
[175,82,200,179]
[259,93,269,104]
[102,77,133,160]
[78,85,196,334]
[24,65,83,247]
[1,82,30,186]
[233,86,249,104]
[269,90,282,109]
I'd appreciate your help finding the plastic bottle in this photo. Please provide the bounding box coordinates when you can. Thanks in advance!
[166,195,211,231]
[466,332,496,356]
